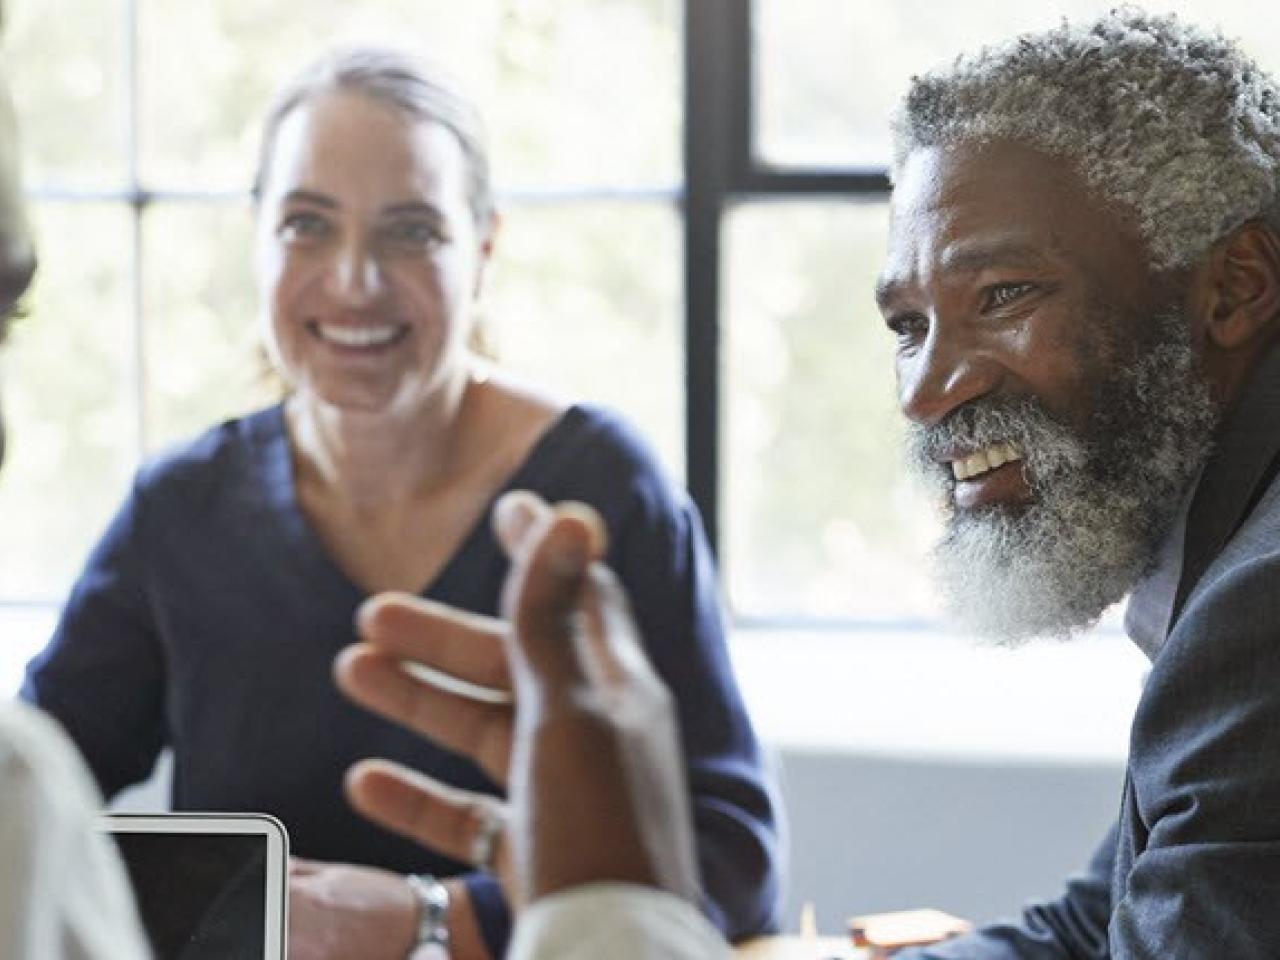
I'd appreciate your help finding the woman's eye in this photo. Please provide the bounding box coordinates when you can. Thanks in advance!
[383,220,445,248]
[987,282,1035,309]
[278,212,330,243]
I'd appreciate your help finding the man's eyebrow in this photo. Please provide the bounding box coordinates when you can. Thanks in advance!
[940,237,1053,273]
[875,237,1054,308]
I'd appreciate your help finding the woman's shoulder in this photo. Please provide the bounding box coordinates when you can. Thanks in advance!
[479,372,660,480]
[524,403,692,533]
[512,394,660,477]
[133,404,285,499]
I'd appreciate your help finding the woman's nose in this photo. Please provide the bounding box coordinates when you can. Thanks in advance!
[327,243,383,306]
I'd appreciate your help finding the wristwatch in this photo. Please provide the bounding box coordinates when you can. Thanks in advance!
[406,873,451,954]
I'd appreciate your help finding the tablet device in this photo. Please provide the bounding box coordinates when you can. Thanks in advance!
[99,813,289,960]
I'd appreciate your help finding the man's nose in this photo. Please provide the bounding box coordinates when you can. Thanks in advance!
[897,322,1000,426]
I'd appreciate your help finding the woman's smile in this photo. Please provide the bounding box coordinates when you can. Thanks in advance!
[306,319,410,352]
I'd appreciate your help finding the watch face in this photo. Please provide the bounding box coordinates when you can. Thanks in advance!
[408,874,451,947]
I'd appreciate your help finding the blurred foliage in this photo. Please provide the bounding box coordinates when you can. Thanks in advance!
[0,204,136,597]
[135,0,678,190]
[758,0,1280,167]
[140,202,271,451]
[724,202,940,619]
[488,203,683,477]
[6,0,126,185]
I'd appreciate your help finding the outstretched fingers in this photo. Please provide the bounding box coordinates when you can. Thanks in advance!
[335,644,514,784]
[357,592,512,693]
[345,759,510,881]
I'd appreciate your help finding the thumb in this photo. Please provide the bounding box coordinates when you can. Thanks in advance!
[502,506,607,695]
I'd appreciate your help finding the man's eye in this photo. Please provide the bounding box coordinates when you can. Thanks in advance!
[986,282,1035,309]
[278,212,330,243]
[886,312,928,342]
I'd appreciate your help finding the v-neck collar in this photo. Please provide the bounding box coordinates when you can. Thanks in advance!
[254,402,587,602]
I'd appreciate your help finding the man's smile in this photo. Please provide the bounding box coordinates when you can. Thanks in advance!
[946,442,1029,510]
[949,442,1023,481]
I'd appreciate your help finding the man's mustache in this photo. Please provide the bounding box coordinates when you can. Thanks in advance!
[907,395,1085,474]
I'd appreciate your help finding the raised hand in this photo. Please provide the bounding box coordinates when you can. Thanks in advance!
[334,491,700,910]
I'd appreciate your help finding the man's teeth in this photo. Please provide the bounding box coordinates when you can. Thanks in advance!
[316,323,401,347]
[951,443,1023,481]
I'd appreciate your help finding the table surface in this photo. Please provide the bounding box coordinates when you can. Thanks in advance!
[734,936,866,959]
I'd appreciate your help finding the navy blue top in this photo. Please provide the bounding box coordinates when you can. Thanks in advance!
[23,403,780,953]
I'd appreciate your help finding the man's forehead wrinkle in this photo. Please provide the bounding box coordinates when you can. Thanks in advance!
[938,233,1056,273]
[879,225,1054,305]
[879,191,948,300]
[877,224,933,307]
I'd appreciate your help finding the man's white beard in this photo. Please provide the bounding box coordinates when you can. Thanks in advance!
[908,312,1217,645]
[932,476,1168,644]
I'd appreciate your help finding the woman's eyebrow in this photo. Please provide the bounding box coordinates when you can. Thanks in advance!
[381,200,445,218]
[281,188,338,209]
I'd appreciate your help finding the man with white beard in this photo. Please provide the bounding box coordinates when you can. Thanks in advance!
[335,9,1280,958]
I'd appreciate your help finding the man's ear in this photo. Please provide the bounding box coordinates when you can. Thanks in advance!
[1199,219,1280,351]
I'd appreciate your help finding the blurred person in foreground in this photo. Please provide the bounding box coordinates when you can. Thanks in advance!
[21,46,779,959]
[338,9,1280,958]
[0,9,148,958]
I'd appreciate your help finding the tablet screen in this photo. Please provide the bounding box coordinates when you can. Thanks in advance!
[101,815,287,960]
[113,832,265,959]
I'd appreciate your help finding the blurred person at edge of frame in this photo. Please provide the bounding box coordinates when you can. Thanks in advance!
[0,7,150,958]
[21,46,781,960]
[336,9,1280,960]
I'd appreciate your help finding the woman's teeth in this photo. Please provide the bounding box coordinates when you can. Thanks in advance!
[315,323,402,348]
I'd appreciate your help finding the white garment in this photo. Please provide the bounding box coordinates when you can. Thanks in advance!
[0,700,150,959]
[509,883,732,959]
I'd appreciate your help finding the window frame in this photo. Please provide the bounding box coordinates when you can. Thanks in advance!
[684,1,891,623]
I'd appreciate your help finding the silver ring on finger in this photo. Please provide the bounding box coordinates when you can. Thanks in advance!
[469,804,504,873]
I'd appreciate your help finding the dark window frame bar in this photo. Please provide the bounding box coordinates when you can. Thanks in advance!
[684,0,891,583]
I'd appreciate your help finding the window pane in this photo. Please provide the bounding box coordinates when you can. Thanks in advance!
[488,202,683,478]
[755,0,1280,168]
[141,202,276,451]
[724,201,940,620]
[137,0,679,191]
[0,204,135,600]
[6,0,126,186]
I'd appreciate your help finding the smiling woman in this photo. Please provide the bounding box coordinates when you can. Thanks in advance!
[254,87,493,427]
[19,45,779,960]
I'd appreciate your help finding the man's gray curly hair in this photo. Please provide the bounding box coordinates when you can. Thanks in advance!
[891,7,1280,270]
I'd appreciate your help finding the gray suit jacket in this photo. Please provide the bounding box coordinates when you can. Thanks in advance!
[905,346,1280,959]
